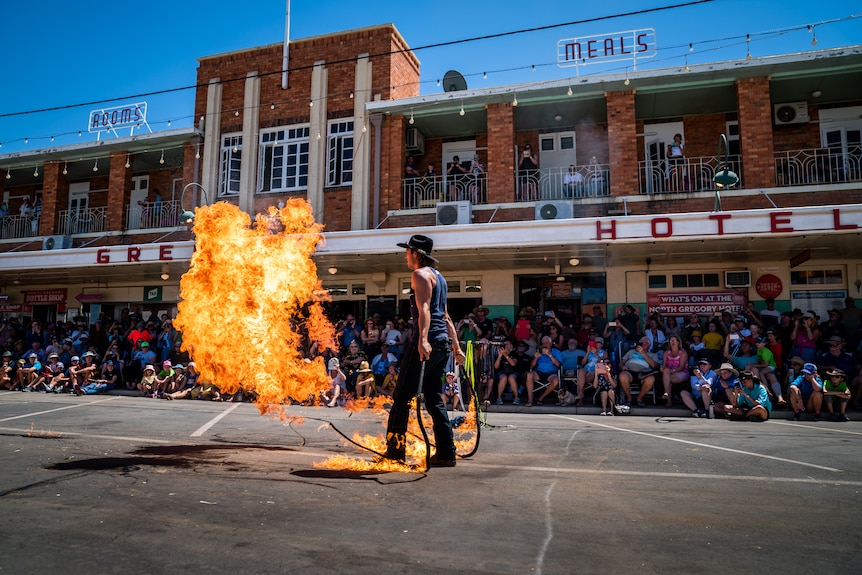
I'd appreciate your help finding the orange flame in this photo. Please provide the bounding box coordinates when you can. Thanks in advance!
[174,200,334,418]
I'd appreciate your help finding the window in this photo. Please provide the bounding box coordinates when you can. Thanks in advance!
[259,126,310,193]
[726,121,740,156]
[327,120,354,187]
[351,283,366,296]
[219,135,242,197]
[648,275,667,289]
[672,273,720,288]
[790,269,843,285]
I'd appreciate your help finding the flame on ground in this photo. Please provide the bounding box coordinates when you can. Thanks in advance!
[174,200,334,419]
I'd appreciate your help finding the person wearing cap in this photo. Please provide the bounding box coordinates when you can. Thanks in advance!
[76,361,119,395]
[441,371,461,411]
[155,360,176,396]
[17,353,43,391]
[725,370,772,421]
[682,358,718,417]
[576,335,609,404]
[816,336,857,381]
[129,340,156,385]
[817,309,847,353]
[790,312,819,363]
[383,235,463,467]
[320,358,347,407]
[787,362,823,421]
[72,352,101,392]
[165,362,204,400]
[354,361,375,399]
[822,368,851,421]
[751,336,786,408]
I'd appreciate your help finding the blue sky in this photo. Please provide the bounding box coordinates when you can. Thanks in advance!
[1,0,859,154]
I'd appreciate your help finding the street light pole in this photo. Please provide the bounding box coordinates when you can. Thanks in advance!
[179,182,210,225]
[712,133,739,212]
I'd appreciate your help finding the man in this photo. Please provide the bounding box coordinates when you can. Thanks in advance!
[525,335,563,406]
[818,310,847,352]
[681,358,718,417]
[759,297,781,328]
[370,343,398,387]
[618,337,660,407]
[752,336,786,407]
[788,362,823,421]
[383,235,464,468]
[590,305,608,337]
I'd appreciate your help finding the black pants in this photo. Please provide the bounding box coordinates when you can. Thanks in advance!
[385,339,455,462]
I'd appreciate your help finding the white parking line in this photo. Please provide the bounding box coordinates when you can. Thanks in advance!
[0,426,174,443]
[0,396,120,423]
[769,420,862,436]
[549,414,841,473]
[190,402,242,437]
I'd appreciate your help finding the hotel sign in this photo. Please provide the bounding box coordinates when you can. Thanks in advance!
[647,291,747,316]
[557,28,656,68]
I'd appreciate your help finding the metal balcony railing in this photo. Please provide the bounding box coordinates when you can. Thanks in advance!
[774,146,862,187]
[530,165,611,201]
[58,207,108,235]
[402,174,487,209]
[638,154,743,195]
[0,215,40,240]
[126,199,183,229]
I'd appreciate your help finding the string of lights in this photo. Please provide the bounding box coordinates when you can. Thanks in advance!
[0,8,858,153]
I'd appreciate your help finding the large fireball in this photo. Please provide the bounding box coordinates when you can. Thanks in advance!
[174,200,334,417]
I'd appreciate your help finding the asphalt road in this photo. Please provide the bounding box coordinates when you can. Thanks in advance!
[1,391,859,574]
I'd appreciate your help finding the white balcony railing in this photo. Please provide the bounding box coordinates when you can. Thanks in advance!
[774,146,862,187]
[58,207,107,235]
[126,199,184,229]
[0,215,40,240]
[533,165,610,201]
[638,154,743,195]
[402,174,487,209]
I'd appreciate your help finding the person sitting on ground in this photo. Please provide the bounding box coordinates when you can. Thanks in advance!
[354,361,375,399]
[339,340,367,394]
[165,362,202,400]
[321,357,347,407]
[525,336,562,406]
[76,360,119,395]
[751,336,786,407]
[71,351,100,394]
[137,364,158,397]
[576,336,608,404]
[154,360,175,397]
[371,343,398,388]
[787,362,823,421]
[442,371,461,411]
[166,364,186,394]
[712,362,740,417]
[378,362,398,399]
[595,358,617,416]
[724,370,772,421]
[17,353,42,391]
[822,368,851,422]
[681,358,717,417]
[1,351,16,390]
[725,336,758,373]
[617,337,660,407]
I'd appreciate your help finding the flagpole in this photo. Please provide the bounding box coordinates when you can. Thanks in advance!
[281,0,290,89]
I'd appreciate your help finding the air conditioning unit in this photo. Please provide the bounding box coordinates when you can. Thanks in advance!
[725,270,751,288]
[405,127,425,155]
[535,201,574,221]
[42,235,72,251]
[436,201,471,225]
[774,102,810,126]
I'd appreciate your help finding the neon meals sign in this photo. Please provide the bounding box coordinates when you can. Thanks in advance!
[88,102,150,137]
[557,28,656,69]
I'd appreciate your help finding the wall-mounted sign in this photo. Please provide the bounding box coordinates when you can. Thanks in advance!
[557,28,656,70]
[144,286,163,302]
[755,274,783,299]
[88,102,151,138]
[23,289,67,305]
[647,290,747,316]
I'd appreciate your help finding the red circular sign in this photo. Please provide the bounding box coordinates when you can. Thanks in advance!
[755,274,783,299]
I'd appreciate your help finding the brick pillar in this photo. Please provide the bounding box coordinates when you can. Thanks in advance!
[40,161,68,235]
[382,115,406,219]
[736,77,775,189]
[107,152,132,230]
[487,103,516,204]
[605,90,639,196]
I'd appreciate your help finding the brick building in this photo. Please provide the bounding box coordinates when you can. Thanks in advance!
[0,24,860,334]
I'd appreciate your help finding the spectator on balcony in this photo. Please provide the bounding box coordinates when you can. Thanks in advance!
[404,155,421,208]
[446,156,468,201]
[588,156,607,196]
[421,162,438,204]
[31,194,42,234]
[152,189,163,227]
[19,196,32,220]
[467,154,485,203]
[563,165,584,198]
[518,144,539,201]
[666,133,686,191]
